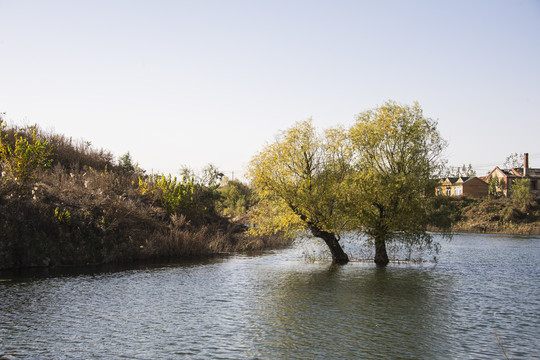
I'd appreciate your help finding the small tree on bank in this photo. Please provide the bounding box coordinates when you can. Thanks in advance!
[118,152,136,173]
[511,178,534,211]
[488,175,504,198]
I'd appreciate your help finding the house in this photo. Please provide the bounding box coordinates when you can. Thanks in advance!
[485,153,540,197]
[436,177,459,196]
[436,176,488,198]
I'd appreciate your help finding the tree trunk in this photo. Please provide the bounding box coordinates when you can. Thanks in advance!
[373,204,390,267]
[288,205,349,265]
[310,226,349,265]
[374,235,389,267]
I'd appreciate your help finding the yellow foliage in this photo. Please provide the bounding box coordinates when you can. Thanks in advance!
[247,118,352,238]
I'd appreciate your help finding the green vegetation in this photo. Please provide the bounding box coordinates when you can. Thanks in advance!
[488,175,504,198]
[436,196,540,235]
[0,117,282,270]
[0,122,53,191]
[347,101,447,265]
[217,178,256,219]
[2,104,538,270]
[248,119,352,264]
[511,178,534,211]
[118,152,137,173]
[248,101,449,266]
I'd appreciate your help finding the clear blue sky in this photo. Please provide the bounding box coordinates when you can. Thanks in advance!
[1,0,539,178]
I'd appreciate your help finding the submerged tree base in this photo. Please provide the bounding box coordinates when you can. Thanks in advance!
[310,227,349,265]
[374,256,390,267]
[373,236,390,266]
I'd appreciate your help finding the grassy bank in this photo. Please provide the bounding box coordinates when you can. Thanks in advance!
[436,196,540,235]
[0,121,284,270]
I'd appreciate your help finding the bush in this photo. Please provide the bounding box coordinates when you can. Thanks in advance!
[217,179,257,218]
[503,206,526,222]
[118,152,136,173]
[139,174,196,215]
[511,178,534,211]
[0,121,53,192]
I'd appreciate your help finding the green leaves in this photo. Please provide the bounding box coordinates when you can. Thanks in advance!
[248,118,353,238]
[217,179,256,217]
[348,101,446,240]
[248,101,448,262]
[488,175,504,198]
[54,207,72,225]
[511,178,534,211]
[139,174,195,215]
[0,121,53,191]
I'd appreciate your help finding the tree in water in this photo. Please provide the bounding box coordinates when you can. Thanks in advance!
[247,119,352,264]
[248,102,448,266]
[348,101,447,266]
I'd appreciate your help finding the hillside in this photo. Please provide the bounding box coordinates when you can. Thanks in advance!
[442,196,540,235]
[0,121,282,270]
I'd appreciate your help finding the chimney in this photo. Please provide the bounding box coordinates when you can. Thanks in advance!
[524,153,529,177]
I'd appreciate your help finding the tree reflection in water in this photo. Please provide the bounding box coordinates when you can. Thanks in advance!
[246,262,456,359]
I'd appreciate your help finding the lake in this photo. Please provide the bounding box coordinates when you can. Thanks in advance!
[1,233,539,359]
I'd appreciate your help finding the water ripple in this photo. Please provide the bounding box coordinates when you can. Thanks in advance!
[1,234,539,359]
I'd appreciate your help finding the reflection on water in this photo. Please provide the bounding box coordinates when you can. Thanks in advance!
[0,234,539,359]
[247,265,456,359]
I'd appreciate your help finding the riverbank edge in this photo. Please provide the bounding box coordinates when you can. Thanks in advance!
[430,196,540,236]
[0,238,290,274]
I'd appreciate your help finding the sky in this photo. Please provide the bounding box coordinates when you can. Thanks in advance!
[1,0,539,179]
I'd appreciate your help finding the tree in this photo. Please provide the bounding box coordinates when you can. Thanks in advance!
[465,163,476,177]
[348,101,447,266]
[247,119,352,264]
[179,163,224,188]
[488,175,504,198]
[200,163,224,188]
[118,152,135,173]
[217,179,256,217]
[511,178,533,211]
[444,163,476,177]
[504,152,523,169]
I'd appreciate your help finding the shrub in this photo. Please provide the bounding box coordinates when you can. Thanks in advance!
[217,179,257,218]
[0,119,278,270]
[0,120,53,192]
[118,152,136,173]
[139,174,196,215]
[503,206,526,222]
[511,178,534,211]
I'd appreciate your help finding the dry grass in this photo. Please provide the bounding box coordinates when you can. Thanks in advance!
[0,123,285,270]
[45,132,114,172]
[444,197,540,235]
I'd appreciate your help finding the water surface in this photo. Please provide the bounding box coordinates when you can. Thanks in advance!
[1,234,539,359]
